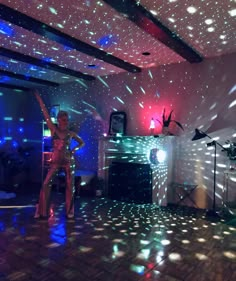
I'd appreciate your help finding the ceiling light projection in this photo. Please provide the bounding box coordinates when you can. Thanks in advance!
[187,6,197,14]
[97,34,118,48]
[103,0,202,63]
[0,21,14,36]
[0,46,95,81]
[228,9,236,17]
[0,75,10,82]
[0,4,141,74]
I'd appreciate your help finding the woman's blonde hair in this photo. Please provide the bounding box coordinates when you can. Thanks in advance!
[57,110,68,119]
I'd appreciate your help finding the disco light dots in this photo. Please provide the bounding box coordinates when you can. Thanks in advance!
[207,27,215,32]
[205,19,214,25]
[228,9,236,17]
[49,7,58,15]
[187,6,197,14]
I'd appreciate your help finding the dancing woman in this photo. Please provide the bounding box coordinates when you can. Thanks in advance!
[34,90,85,219]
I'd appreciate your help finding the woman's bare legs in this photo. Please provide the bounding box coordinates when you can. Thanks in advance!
[65,163,75,218]
[38,165,59,217]
[35,162,75,218]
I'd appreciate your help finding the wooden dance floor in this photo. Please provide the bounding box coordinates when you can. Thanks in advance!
[0,191,235,281]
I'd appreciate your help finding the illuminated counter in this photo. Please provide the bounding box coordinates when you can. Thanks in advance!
[98,136,175,206]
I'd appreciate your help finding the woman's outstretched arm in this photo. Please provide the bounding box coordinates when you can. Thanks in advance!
[34,90,55,133]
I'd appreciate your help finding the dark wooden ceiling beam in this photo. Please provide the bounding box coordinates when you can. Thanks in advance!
[103,0,203,63]
[0,4,141,73]
[0,82,30,91]
[0,47,95,81]
[0,69,59,87]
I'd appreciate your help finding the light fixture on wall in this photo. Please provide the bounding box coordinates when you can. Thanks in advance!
[192,128,226,218]
[149,118,155,135]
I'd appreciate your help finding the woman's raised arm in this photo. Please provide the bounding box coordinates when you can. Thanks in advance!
[34,90,55,132]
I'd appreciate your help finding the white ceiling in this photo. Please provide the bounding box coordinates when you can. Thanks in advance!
[0,0,235,90]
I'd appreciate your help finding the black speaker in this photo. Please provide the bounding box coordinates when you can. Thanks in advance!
[108,162,152,204]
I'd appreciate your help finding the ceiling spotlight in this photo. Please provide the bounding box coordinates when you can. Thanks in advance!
[142,52,151,56]
[87,64,98,69]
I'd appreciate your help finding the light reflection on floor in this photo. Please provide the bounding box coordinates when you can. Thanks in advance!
[0,193,235,281]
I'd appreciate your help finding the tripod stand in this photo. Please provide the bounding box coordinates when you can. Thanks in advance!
[192,129,226,217]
